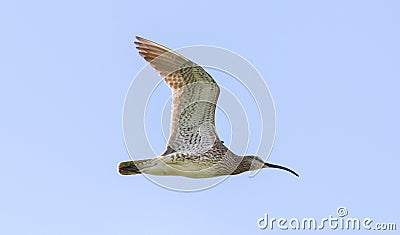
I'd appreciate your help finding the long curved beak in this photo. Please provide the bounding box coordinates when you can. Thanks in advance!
[264,162,299,177]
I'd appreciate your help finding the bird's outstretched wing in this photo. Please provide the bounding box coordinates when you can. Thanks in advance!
[135,37,221,154]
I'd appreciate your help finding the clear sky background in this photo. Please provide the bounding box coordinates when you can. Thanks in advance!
[1,0,399,234]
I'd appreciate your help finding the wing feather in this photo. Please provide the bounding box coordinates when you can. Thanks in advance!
[135,37,220,154]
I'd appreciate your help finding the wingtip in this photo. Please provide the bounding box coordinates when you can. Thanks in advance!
[133,38,149,52]
[134,36,145,46]
[135,36,152,44]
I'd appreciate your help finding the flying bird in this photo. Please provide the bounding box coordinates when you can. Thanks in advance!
[118,37,298,178]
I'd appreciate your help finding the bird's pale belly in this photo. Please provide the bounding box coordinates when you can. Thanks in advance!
[141,159,220,178]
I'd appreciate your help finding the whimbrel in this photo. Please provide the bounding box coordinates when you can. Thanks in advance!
[118,37,298,178]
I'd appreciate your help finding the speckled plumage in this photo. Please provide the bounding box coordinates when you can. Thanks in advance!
[118,37,299,178]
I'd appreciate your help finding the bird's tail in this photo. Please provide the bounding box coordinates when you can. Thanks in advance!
[118,160,143,175]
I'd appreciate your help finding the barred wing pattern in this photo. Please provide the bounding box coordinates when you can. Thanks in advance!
[135,37,221,154]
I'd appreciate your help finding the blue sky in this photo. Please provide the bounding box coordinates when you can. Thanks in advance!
[1,0,399,234]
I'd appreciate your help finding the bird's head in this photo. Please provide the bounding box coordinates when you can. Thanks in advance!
[231,155,299,177]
